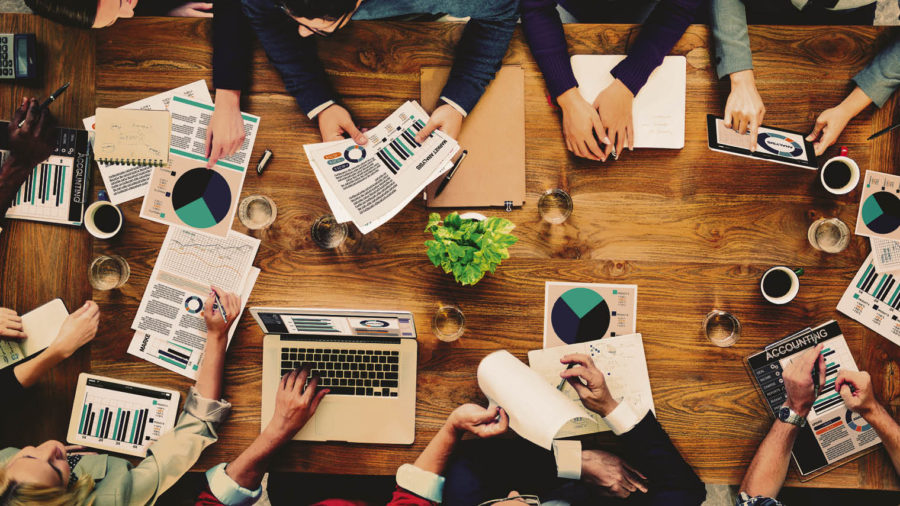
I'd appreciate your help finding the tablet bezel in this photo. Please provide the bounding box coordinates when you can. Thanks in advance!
[706,114,818,170]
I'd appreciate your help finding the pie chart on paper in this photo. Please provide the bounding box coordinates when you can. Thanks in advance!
[171,168,232,229]
[861,191,900,235]
[550,287,611,344]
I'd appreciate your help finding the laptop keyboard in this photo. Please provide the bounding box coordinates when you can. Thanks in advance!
[280,348,400,397]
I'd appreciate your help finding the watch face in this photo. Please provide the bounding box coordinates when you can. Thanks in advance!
[777,407,789,420]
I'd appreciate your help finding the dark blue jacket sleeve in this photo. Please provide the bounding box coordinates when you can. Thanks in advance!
[618,412,706,506]
[240,0,335,115]
[213,0,255,91]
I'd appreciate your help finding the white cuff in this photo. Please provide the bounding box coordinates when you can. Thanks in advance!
[307,100,336,119]
[205,463,262,506]
[439,96,468,118]
[552,440,582,479]
[396,463,445,503]
[602,403,643,436]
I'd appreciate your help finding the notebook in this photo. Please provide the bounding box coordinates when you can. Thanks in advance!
[0,298,69,369]
[93,108,171,166]
[570,55,686,149]
[421,66,526,209]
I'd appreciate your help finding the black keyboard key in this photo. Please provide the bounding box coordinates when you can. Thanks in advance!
[375,364,383,371]
[282,352,289,359]
[366,388,374,395]
[377,372,384,379]
[390,351,399,356]
[364,380,372,387]
[329,387,355,395]
[386,372,398,380]
[356,387,365,395]
[352,372,360,379]
[340,379,347,386]
[326,363,334,370]
[366,364,374,371]
[379,356,387,363]
[366,350,374,355]
[391,365,398,372]
[390,392,398,397]
[374,351,383,355]
[282,361,292,369]
[374,392,382,396]
[382,388,390,396]
[383,380,398,388]
[387,356,399,363]
[363,356,371,363]
[372,380,381,387]
[351,363,359,370]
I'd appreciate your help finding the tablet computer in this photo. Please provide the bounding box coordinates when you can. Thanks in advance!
[706,114,817,170]
[68,373,180,457]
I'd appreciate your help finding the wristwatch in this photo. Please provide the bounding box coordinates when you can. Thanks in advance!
[776,405,807,427]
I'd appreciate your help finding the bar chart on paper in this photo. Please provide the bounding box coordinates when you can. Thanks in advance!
[838,252,900,345]
[71,377,177,456]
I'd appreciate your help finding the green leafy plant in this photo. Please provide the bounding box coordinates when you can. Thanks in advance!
[424,212,518,286]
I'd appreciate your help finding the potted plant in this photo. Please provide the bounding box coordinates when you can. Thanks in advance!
[424,212,518,286]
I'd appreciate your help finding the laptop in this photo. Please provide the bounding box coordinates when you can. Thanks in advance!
[254,307,417,444]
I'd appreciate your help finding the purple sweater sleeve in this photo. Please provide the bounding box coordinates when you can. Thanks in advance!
[520,0,579,99]
[611,0,702,96]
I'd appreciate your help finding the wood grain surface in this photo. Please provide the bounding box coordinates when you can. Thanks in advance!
[4,15,900,490]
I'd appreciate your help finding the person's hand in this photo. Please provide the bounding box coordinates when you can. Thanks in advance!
[6,98,56,178]
[558,88,608,161]
[415,104,463,143]
[202,287,240,340]
[206,90,246,169]
[167,2,213,17]
[581,449,648,499]
[835,370,880,419]
[559,353,617,416]
[0,308,26,340]
[46,301,99,359]
[806,105,853,157]
[725,70,765,151]
[317,104,368,145]
[592,79,634,160]
[447,403,509,438]
[265,366,328,441]
[782,344,825,418]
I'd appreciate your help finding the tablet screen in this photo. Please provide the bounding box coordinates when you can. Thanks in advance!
[714,118,810,163]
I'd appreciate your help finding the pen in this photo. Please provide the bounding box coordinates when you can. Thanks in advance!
[213,290,228,325]
[812,352,821,399]
[18,82,70,128]
[434,149,468,198]
[557,363,576,391]
[867,121,900,141]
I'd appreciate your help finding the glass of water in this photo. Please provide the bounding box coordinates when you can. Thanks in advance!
[538,189,573,224]
[89,255,130,291]
[311,214,348,249]
[238,195,277,230]
[433,305,465,342]
[808,217,850,253]
[703,310,741,347]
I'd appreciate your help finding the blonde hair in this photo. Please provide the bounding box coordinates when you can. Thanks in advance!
[0,467,94,506]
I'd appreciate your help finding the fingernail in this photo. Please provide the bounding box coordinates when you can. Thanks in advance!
[602,137,611,144]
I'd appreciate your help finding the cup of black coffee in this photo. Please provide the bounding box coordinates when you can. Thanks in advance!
[85,200,123,239]
[761,266,803,304]
[820,155,859,195]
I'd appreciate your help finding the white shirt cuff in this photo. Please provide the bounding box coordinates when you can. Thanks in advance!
[552,439,582,479]
[396,463,445,503]
[307,100,336,119]
[602,403,644,436]
[205,463,262,506]
[439,96,468,118]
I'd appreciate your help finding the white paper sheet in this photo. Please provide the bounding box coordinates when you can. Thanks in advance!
[477,350,592,450]
[528,333,654,437]
[870,237,900,273]
[0,299,68,369]
[83,81,212,204]
[167,95,260,173]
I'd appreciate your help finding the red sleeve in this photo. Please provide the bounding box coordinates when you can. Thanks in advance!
[387,486,437,506]
[195,487,225,506]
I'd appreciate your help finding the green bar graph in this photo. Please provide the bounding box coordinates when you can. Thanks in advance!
[95,408,105,438]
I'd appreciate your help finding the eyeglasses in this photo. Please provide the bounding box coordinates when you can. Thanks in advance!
[477,495,542,506]
[279,4,352,38]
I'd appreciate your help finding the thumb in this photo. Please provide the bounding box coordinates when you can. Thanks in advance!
[343,120,366,145]
[807,118,825,142]
[415,118,439,143]
[839,383,854,405]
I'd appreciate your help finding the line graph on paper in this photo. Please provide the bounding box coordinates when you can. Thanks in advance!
[160,228,256,293]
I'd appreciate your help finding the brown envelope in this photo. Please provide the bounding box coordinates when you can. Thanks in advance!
[421,65,525,208]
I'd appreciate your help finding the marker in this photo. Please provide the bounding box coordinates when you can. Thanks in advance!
[256,148,273,175]
[557,363,576,391]
[18,82,70,128]
[213,290,228,325]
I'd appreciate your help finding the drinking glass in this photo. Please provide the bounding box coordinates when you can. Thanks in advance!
[433,305,465,342]
[538,189,573,224]
[89,255,130,291]
[238,195,277,230]
[703,310,741,347]
[311,214,348,249]
[808,217,850,253]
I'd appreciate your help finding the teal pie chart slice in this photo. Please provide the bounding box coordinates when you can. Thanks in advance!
[171,168,232,229]
[861,191,900,235]
[551,287,611,344]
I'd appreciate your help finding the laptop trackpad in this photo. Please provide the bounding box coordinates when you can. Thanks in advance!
[316,406,357,440]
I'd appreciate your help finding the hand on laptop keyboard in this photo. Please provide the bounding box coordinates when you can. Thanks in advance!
[266,366,329,440]
[281,347,400,398]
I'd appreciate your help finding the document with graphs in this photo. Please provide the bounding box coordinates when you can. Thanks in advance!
[128,226,259,378]
[304,101,459,234]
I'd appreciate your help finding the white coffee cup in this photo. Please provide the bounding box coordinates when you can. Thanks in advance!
[84,200,123,239]
[820,150,860,195]
[760,266,803,305]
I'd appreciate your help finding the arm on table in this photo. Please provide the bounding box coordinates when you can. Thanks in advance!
[1,99,55,219]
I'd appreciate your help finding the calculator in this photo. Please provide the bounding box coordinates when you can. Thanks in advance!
[0,33,37,80]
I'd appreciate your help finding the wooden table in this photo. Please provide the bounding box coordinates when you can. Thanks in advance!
[4,15,899,490]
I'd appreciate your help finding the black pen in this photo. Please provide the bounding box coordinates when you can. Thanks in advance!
[434,149,468,198]
[18,82,70,128]
[557,363,576,391]
[868,121,900,141]
[812,352,822,399]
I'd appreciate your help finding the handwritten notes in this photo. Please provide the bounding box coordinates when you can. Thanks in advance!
[93,108,171,166]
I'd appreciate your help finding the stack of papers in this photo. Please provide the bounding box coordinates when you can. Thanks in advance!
[304,101,459,233]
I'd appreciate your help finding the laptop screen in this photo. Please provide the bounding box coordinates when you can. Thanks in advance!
[255,310,415,338]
